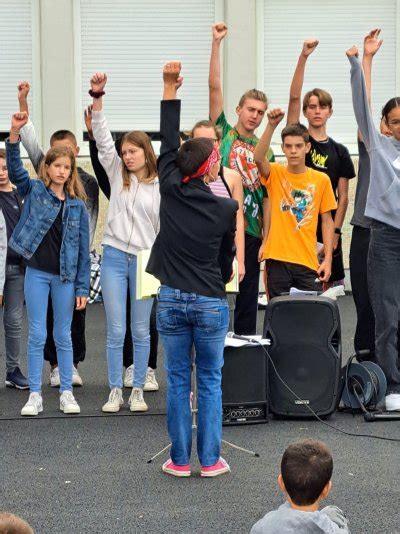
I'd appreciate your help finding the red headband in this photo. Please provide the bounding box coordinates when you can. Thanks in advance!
[182,145,220,184]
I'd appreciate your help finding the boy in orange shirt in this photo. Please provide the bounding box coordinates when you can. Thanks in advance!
[254,110,336,298]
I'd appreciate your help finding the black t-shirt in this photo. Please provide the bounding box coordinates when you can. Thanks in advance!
[306,136,355,196]
[0,189,23,265]
[28,201,64,275]
[307,136,355,282]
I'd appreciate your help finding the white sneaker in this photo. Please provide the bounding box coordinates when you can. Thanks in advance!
[123,364,134,388]
[49,367,60,387]
[60,391,81,414]
[385,393,400,411]
[144,367,159,392]
[21,392,43,416]
[129,388,148,412]
[72,366,83,387]
[102,388,124,413]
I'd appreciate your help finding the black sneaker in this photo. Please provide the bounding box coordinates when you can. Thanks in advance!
[5,367,29,390]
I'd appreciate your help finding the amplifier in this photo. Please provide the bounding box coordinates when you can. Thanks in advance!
[223,402,268,425]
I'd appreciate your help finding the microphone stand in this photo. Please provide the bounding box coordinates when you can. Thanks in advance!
[147,351,260,465]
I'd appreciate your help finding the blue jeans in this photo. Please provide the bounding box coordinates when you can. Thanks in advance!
[101,245,153,389]
[24,267,75,392]
[157,285,229,466]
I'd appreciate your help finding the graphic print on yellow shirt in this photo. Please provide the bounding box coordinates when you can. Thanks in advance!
[261,164,337,271]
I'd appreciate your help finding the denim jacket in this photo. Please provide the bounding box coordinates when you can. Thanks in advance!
[5,140,90,297]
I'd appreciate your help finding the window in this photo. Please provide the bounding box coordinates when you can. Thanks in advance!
[259,0,398,150]
[77,0,221,135]
[0,0,39,137]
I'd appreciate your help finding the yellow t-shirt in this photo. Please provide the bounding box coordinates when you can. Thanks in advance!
[261,163,337,271]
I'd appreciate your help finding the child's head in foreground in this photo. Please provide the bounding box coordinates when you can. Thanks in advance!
[0,512,33,534]
[278,439,333,507]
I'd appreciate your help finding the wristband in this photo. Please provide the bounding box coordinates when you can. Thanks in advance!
[10,130,20,137]
[334,227,342,235]
[88,89,105,99]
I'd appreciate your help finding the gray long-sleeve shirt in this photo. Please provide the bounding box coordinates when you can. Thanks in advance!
[20,120,99,247]
[349,55,400,229]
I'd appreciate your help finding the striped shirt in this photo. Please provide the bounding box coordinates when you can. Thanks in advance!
[209,176,231,199]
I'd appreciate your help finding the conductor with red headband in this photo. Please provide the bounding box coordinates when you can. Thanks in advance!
[147,62,237,478]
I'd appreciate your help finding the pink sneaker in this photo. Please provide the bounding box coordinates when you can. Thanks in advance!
[201,457,230,477]
[162,459,191,477]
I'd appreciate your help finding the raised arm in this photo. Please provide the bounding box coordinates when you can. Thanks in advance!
[254,108,285,179]
[158,62,183,182]
[359,29,383,140]
[209,23,227,122]
[347,46,380,151]
[90,73,122,184]
[18,82,44,174]
[6,112,33,198]
[85,105,111,199]
[287,39,319,125]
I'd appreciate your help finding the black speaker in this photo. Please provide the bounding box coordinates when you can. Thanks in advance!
[263,296,341,417]
[222,344,268,425]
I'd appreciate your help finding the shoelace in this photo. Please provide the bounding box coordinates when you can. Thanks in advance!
[110,389,121,402]
[28,393,41,404]
[62,391,76,403]
[132,389,142,402]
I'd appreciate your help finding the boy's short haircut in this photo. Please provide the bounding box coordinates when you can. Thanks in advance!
[0,148,6,160]
[0,511,34,533]
[50,129,78,147]
[176,137,214,176]
[281,439,333,506]
[238,89,268,108]
[281,123,310,144]
[302,88,333,112]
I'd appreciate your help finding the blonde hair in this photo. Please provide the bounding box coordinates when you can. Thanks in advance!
[120,131,157,189]
[189,120,222,141]
[238,89,268,108]
[39,146,86,201]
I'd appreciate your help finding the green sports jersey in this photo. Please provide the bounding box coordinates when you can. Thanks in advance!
[216,112,275,239]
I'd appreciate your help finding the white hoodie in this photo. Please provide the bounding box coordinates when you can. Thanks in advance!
[91,111,160,255]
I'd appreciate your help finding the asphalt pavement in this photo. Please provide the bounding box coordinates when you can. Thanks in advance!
[1,296,400,534]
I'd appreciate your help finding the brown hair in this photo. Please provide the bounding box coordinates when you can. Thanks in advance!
[303,88,333,112]
[281,440,333,506]
[0,512,34,534]
[38,146,86,201]
[50,129,78,147]
[120,131,157,188]
[281,123,310,143]
[0,149,6,160]
[238,89,268,108]
[190,120,222,141]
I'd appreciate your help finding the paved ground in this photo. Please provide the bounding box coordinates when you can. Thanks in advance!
[1,296,400,534]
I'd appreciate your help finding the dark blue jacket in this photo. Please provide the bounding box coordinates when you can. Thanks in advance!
[5,140,90,297]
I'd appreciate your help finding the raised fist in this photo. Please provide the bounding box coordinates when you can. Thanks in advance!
[363,28,383,57]
[163,62,183,90]
[17,81,30,100]
[11,112,29,131]
[301,39,319,57]
[267,108,285,127]
[346,45,359,58]
[212,22,228,42]
[90,72,107,93]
